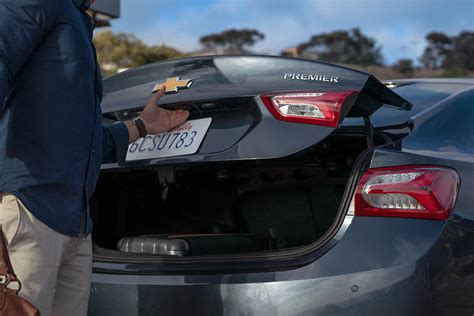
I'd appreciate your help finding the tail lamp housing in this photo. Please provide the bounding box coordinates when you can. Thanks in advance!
[355,165,460,220]
[261,91,357,127]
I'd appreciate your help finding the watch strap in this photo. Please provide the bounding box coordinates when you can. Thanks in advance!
[132,116,148,138]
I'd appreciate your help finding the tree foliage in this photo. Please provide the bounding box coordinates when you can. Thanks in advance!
[421,31,474,70]
[93,30,183,75]
[442,31,474,71]
[199,28,265,54]
[392,58,414,76]
[297,28,383,65]
[420,32,452,69]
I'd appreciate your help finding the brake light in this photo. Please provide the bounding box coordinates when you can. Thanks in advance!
[355,165,460,220]
[261,91,357,127]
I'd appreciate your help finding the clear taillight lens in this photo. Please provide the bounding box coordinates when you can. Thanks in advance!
[261,91,357,127]
[355,165,460,220]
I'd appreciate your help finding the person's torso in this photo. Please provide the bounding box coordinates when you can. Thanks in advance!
[0,0,103,236]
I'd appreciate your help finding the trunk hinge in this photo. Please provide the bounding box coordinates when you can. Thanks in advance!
[157,167,175,201]
[363,116,374,148]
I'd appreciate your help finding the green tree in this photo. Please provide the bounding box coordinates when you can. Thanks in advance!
[392,59,414,76]
[93,30,183,76]
[420,32,452,69]
[420,31,474,71]
[199,28,265,54]
[297,28,383,65]
[443,31,474,71]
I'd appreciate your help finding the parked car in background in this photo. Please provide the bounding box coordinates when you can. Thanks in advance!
[88,56,474,315]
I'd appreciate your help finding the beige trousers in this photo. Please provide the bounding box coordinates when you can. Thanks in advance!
[0,194,92,316]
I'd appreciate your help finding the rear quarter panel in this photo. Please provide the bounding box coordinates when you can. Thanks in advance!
[90,217,455,316]
[373,89,474,229]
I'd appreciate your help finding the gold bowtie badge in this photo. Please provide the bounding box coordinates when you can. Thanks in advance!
[152,77,194,94]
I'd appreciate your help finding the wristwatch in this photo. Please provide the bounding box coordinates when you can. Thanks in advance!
[132,116,148,138]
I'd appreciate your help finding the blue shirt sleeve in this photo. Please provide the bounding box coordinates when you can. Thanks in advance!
[0,0,57,115]
[102,122,130,164]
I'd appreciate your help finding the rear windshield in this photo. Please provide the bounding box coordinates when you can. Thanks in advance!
[344,82,472,127]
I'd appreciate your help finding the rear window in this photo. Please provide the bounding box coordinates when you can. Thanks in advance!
[343,82,471,127]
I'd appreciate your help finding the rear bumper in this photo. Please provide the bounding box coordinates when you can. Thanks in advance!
[88,217,474,316]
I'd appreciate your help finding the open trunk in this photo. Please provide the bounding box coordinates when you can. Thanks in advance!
[91,132,379,259]
[92,56,410,262]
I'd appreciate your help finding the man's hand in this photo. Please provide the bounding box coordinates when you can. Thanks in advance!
[125,86,190,143]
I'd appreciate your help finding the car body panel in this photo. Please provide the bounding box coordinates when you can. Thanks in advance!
[101,56,412,168]
[343,80,473,128]
[90,67,474,315]
[370,88,474,228]
[102,56,410,115]
[89,217,474,315]
[103,97,337,168]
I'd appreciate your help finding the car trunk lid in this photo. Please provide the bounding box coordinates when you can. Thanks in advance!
[101,56,411,167]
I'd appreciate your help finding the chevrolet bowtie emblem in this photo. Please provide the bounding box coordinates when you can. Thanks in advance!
[152,77,194,94]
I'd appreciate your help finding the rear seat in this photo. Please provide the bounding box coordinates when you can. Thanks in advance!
[240,189,319,248]
[240,186,343,248]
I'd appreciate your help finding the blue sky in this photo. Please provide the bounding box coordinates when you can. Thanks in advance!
[109,0,474,65]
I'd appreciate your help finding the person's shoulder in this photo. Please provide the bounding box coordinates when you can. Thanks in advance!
[34,0,65,11]
[0,0,64,26]
[0,0,63,11]
[0,0,58,6]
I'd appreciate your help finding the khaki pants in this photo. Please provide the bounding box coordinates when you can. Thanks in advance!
[0,194,92,316]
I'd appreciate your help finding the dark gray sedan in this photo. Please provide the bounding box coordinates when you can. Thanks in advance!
[88,56,474,315]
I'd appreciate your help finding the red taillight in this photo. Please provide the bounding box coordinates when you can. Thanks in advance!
[355,165,460,220]
[261,91,357,127]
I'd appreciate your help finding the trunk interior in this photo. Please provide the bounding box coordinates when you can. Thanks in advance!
[91,132,375,259]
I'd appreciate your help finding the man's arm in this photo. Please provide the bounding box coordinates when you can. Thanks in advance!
[0,0,57,115]
[102,86,189,164]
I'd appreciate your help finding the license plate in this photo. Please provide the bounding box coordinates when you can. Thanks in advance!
[126,118,212,161]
